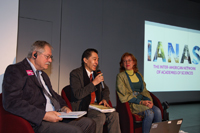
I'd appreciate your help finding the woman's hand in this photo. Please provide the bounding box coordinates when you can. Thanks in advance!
[146,101,153,108]
[141,100,153,108]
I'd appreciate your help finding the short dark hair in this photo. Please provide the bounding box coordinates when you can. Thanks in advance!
[81,48,98,66]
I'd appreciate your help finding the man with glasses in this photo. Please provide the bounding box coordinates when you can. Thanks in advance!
[2,41,95,133]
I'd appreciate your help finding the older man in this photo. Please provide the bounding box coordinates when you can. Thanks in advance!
[2,41,95,133]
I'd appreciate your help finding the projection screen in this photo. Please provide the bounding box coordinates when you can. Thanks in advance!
[144,21,200,92]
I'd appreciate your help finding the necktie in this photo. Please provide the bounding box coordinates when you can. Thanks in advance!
[36,70,60,111]
[90,73,96,104]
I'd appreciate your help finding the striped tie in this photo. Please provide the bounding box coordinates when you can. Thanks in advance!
[36,70,60,111]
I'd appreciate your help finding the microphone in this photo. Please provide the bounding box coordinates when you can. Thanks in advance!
[97,70,104,88]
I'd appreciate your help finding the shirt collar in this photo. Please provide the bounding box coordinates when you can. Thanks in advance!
[85,68,93,78]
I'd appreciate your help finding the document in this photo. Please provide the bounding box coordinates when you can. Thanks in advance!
[58,111,87,118]
[89,103,115,113]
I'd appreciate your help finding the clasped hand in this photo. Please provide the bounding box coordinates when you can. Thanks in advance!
[142,100,153,108]
[43,106,72,122]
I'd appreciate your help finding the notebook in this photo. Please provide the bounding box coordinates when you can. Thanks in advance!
[89,104,115,113]
[149,119,183,133]
[58,111,87,118]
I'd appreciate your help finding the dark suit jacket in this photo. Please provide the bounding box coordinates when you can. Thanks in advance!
[70,66,110,111]
[2,58,67,128]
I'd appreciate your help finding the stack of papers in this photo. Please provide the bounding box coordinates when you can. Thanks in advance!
[58,111,87,118]
[89,103,115,113]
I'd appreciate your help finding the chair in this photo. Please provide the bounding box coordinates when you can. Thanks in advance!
[61,85,72,110]
[0,93,34,133]
[61,85,113,133]
[116,91,164,133]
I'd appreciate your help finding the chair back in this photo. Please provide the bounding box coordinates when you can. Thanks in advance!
[0,93,34,133]
[116,92,134,133]
[149,91,164,119]
[61,85,72,110]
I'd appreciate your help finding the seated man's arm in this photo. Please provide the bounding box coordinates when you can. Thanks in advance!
[2,65,46,126]
[70,70,97,100]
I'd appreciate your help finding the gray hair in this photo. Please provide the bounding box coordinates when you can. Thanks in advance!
[27,41,52,58]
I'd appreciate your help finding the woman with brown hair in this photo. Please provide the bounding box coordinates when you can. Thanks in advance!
[116,52,162,133]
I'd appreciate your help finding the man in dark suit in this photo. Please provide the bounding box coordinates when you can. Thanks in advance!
[70,48,121,133]
[2,41,95,133]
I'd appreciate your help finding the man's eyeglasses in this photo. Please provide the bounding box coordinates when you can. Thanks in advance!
[42,53,53,60]
[39,52,53,60]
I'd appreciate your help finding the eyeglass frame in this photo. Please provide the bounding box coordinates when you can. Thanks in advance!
[123,59,133,63]
[37,51,53,60]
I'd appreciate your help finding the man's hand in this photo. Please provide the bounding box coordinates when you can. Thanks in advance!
[99,99,110,107]
[43,111,63,122]
[60,106,72,113]
[92,73,104,86]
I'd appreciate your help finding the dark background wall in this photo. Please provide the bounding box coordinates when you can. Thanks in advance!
[17,0,200,106]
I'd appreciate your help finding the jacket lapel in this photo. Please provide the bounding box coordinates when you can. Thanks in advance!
[81,66,92,111]
[22,59,42,89]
